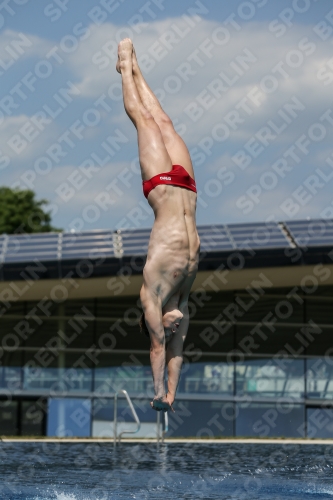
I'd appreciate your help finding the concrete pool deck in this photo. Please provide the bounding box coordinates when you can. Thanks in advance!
[1,438,333,444]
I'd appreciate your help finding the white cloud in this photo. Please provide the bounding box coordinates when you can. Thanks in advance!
[0,114,59,162]
[4,18,332,155]
[48,161,142,207]
[63,18,333,151]
[0,29,52,70]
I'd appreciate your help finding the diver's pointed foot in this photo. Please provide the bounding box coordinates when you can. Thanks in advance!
[116,38,133,73]
[151,397,175,412]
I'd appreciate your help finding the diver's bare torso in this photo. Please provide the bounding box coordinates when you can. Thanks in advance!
[142,182,200,310]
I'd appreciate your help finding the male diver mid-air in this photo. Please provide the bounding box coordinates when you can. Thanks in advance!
[117,39,200,412]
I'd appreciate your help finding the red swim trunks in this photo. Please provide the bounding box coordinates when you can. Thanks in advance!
[142,164,197,199]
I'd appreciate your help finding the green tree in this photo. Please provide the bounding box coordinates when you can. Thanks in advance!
[0,187,61,234]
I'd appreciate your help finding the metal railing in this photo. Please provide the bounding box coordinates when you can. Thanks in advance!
[113,390,140,445]
[157,410,168,444]
[113,389,170,444]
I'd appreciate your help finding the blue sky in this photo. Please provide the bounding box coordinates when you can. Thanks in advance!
[1,0,333,232]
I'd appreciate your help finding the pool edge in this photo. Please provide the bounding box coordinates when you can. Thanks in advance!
[1,438,333,444]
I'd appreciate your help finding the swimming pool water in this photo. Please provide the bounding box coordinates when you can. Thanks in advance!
[0,442,333,499]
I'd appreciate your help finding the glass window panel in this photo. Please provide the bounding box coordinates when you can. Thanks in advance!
[306,300,333,324]
[63,300,95,317]
[180,358,233,395]
[23,352,92,393]
[93,397,153,423]
[23,301,95,349]
[313,286,333,297]
[61,321,94,349]
[94,355,234,397]
[0,352,22,390]
[25,301,58,317]
[57,303,95,349]
[307,408,333,438]
[0,313,72,348]
[306,358,333,399]
[189,292,234,322]
[92,397,156,438]
[190,289,304,327]
[96,297,138,318]
[236,403,305,438]
[95,321,149,351]
[92,399,235,438]
[0,401,18,435]
[58,352,93,393]
[165,401,234,438]
[236,358,305,399]
[184,324,234,353]
[236,325,311,356]
[234,294,303,324]
[305,328,333,356]
[21,400,46,436]
[0,302,26,316]
[24,320,60,348]
[0,320,25,344]
[47,398,91,437]
[0,317,83,349]
[94,353,152,395]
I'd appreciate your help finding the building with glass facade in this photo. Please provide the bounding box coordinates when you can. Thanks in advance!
[1,219,333,438]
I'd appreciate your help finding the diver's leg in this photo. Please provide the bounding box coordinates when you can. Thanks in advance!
[132,47,194,177]
[117,38,172,180]
[131,47,165,118]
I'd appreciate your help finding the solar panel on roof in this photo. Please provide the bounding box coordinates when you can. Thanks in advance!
[121,235,150,240]
[124,232,150,237]
[63,239,111,246]
[1,220,331,264]
[6,242,57,249]
[122,234,150,240]
[62,232,114,258]
[120,229,150,255]
[285,219,333,247]
[3,231,60,262]
[61,251,114,259]
[198,225,235,252]
[122,246,149,256]
[227,222,290,250]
